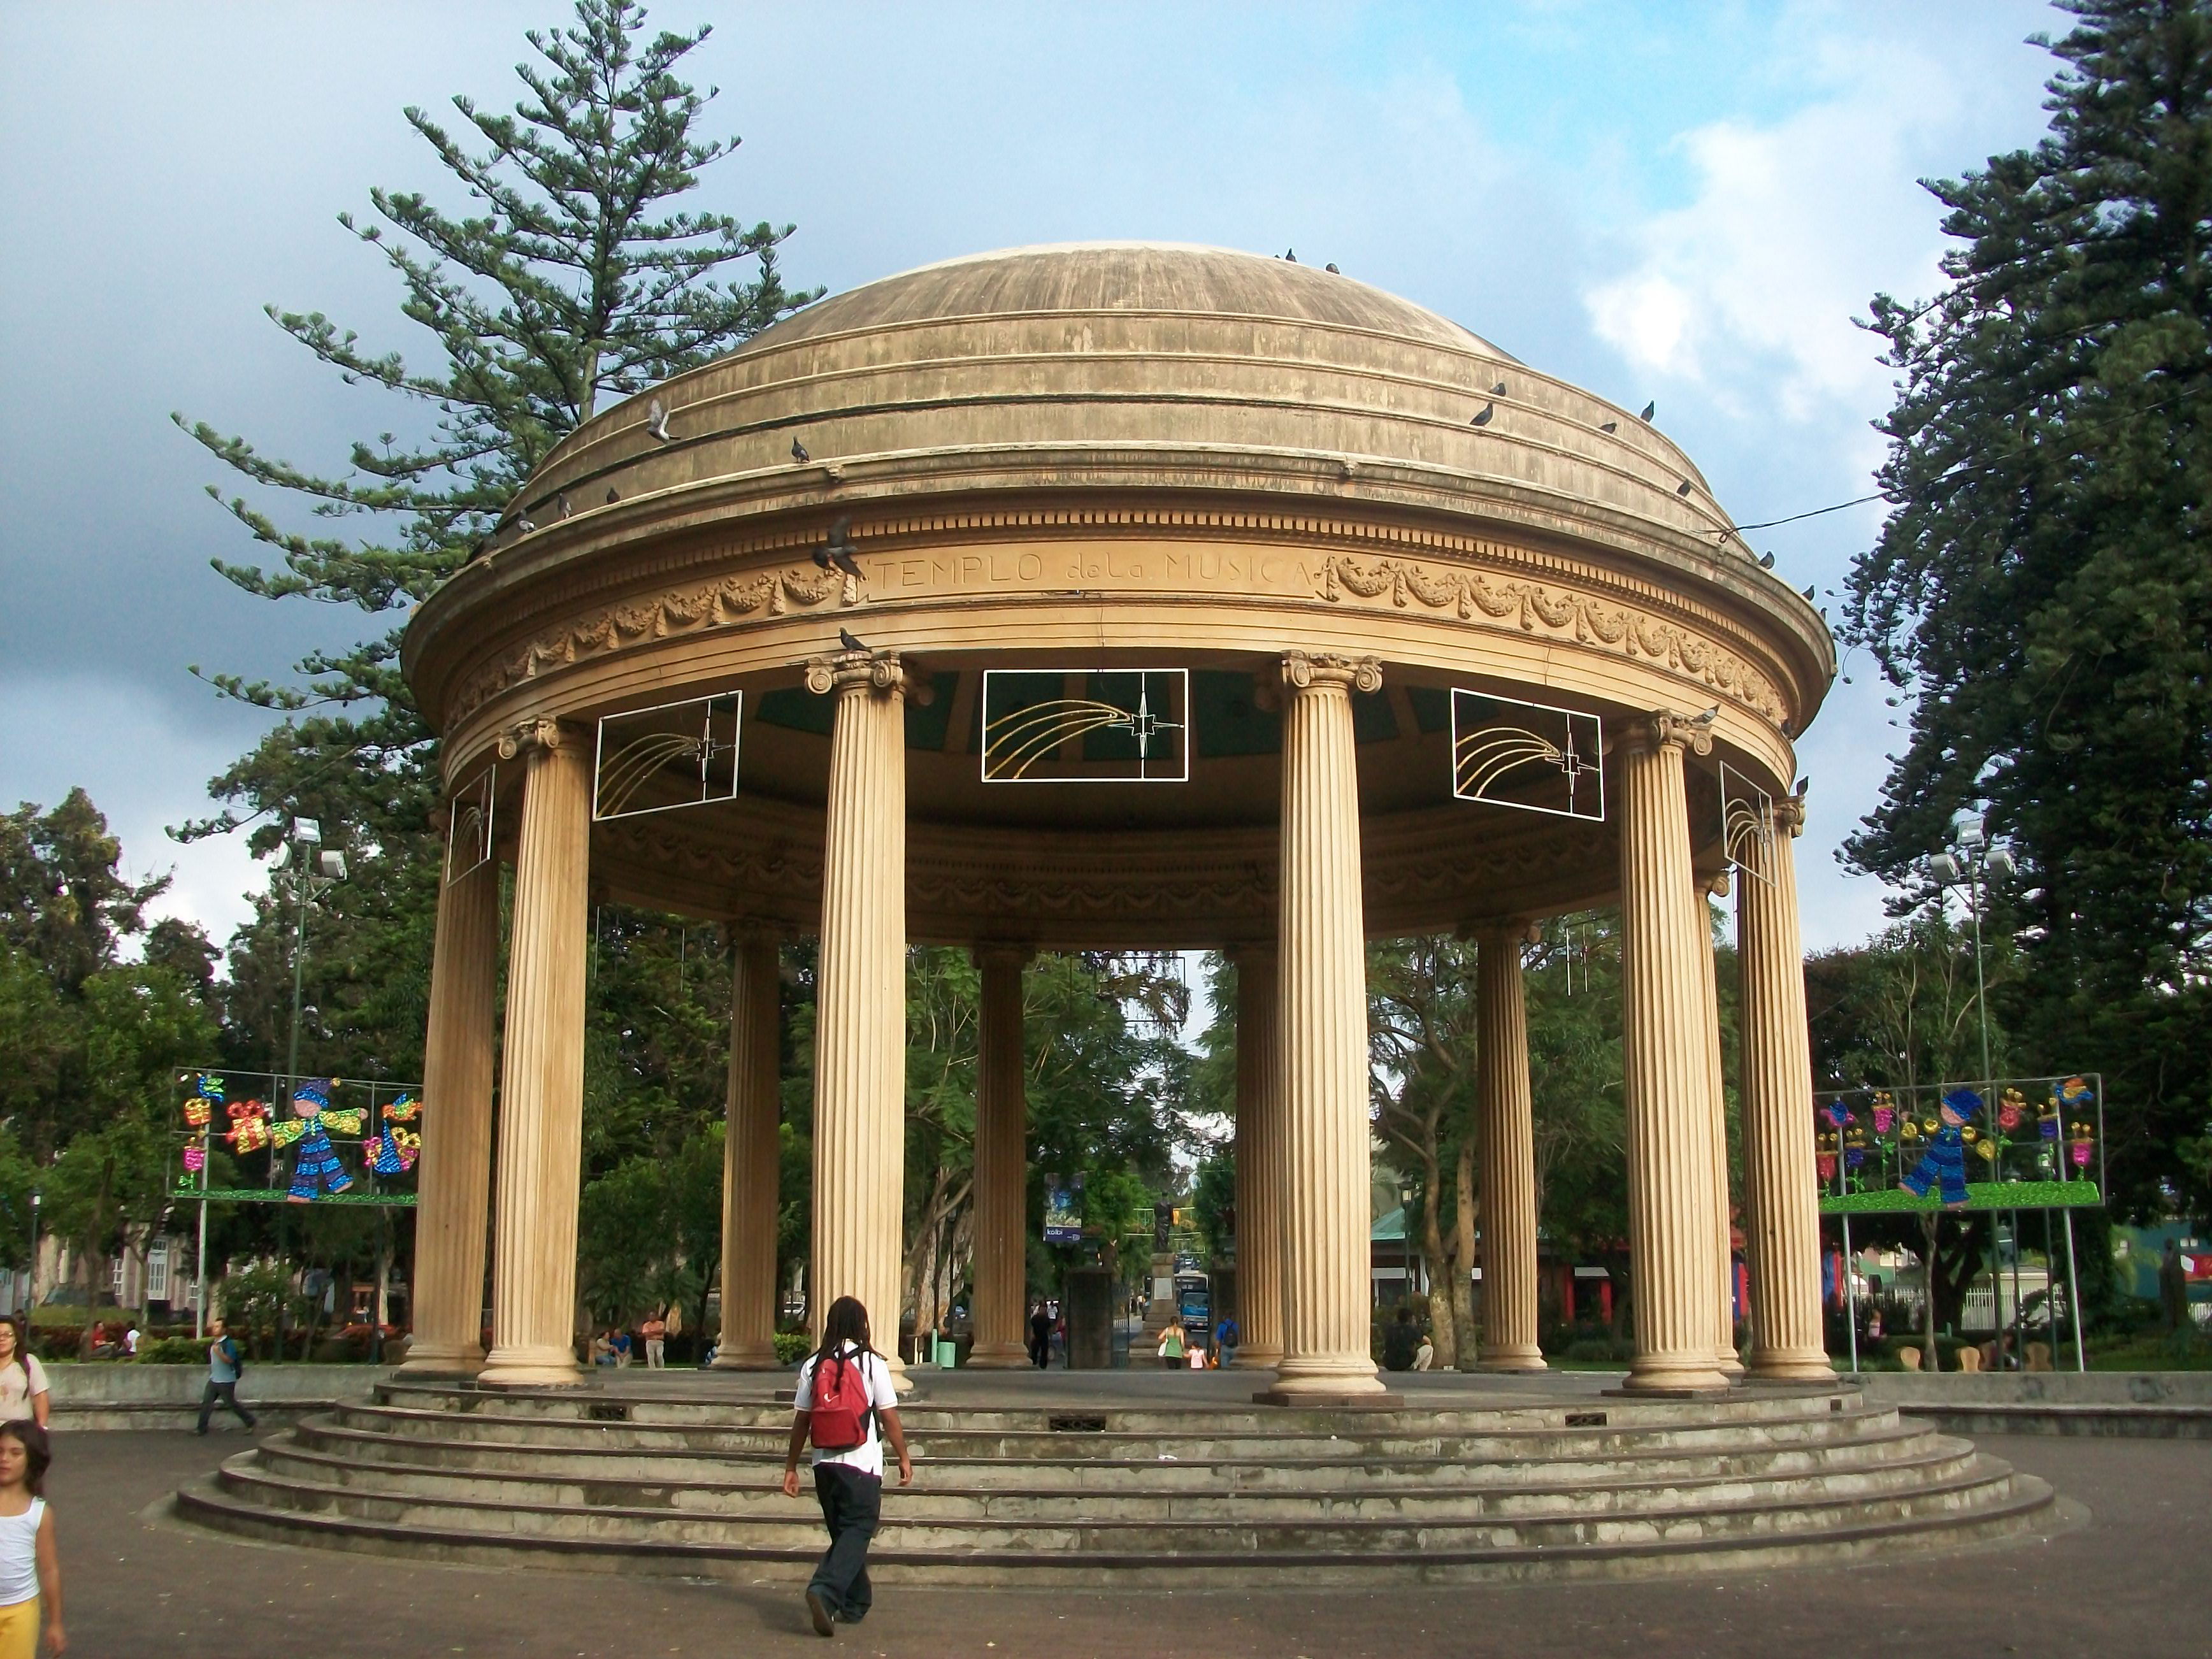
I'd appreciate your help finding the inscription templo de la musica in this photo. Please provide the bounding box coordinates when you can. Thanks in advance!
[861,540,1314,597]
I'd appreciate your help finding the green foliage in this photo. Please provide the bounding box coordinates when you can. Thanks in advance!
[136,1335,210,1365]
[1189,1146,1235,1265]
[219,1261,304,1360]
[772,1330,810,1365]
[1844,1,2212,1219]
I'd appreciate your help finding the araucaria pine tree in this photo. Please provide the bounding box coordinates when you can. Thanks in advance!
[175,0,817,849]
[1844,0,2212,1214]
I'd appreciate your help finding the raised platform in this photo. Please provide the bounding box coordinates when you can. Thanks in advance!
[171,1367,2054,1584]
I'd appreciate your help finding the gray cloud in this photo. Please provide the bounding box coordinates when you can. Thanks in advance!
[0,1,2062,947]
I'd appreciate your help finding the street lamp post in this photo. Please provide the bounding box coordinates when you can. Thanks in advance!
[1928,814,2082,1369]
[26,1192,39,1319]
[194,819,350,1330]
[1398,1179,1417,1310]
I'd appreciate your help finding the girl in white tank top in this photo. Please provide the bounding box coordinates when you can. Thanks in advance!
[0,1421,62,1656]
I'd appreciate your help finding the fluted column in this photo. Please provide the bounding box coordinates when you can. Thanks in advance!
[480,720,591,1386]
[1263,651,1389,1404]
[1739,797,1834,1379]
[966,945,1032,1368]
[807,650,908,1384]
[398,831,501,1375]
[1232,946,1284,1370]
[1476,924,1546,1371]
[1690,875,1746,1377]
[1618,712,1730,1393]
[712,931,782,1368]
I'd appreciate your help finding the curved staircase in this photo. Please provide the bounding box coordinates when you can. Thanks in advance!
[175,1377,2054,1584]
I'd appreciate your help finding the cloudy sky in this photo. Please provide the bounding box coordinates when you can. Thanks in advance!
[0,1,2064,953]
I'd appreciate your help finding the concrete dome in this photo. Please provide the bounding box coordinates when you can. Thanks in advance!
[401,242,1832,945]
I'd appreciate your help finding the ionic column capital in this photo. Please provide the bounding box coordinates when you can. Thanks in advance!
[1774,794,1807,838]
[496,715,577,759]
[805,649,910,698]
[1281,650,1382,695]
[1469,917,1543,948]
[1624,708,1716,758]
[972,942,1033,972]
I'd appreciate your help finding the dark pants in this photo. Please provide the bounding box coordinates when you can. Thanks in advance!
[196,1379,255,1433]
[1028,1331,1050,1368]
[808,1463,882,1621]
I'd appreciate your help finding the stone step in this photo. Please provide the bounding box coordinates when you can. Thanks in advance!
[179,1468,2053,1587]
[373,1382,1864,1439]
[246,1435,1985,1522]
[327,1400,1897,1464]
[191,1452,2038,1562]
[289,1413,1945,1491]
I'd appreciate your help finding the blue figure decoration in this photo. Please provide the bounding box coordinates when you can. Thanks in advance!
[1899,1088,1979,1209]
[273,1080,361,1202]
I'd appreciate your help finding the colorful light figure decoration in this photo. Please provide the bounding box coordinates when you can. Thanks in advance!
[226,1099,271,1153]
[182,1144,206,1172]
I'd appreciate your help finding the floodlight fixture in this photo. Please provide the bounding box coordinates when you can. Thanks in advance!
[319,851,348,880]
[292,818,322,845]
[267,841,292,872]
[1952,812,1985,851]
[1986,845,2016,877]
[1929,852,1962,884]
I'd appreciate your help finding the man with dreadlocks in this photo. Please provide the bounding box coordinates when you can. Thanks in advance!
[782,1296,912,1637]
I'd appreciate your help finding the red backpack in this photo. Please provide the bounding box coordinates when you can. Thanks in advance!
[808,1349,874,1452]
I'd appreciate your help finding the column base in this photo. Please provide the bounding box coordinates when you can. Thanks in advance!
[1476,1347,1549,1372]
[1260,1358,1393,1407]
[709,1341,784,1370]
[395,1340,485,1377]
[1231,1346,1284,1370]
[1717,1351,1748,1379]
[1619,1353,1732,1395]
[962,1342,1033,1370]
[478,1344,584,1388]
[1748,1349,1837,1382]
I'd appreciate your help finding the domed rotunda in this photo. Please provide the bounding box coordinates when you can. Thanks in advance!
[396,243,1836,1404]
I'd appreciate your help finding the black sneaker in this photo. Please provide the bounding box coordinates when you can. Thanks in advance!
[805,1588,837,1638]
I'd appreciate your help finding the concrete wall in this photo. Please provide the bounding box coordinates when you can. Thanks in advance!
[1860,1371,2212,1406]
[45,1363,383,1429]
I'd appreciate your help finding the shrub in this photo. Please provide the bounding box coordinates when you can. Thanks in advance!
[136,1336,207,1365]
[773,1330,810,1365]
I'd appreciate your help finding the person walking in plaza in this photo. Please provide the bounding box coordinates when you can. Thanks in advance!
[1027,1301,1052,1369]
[641,1311,668,1370]
[782,1296,910,1638]
[0,1422,63,1656]
[1156,1322,1186,1369]
[194,1318,255,1436]
[0,1325,50,1431]
[1213,1314,1239,1368]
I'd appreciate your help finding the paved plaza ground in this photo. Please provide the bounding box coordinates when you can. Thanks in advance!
[45,1414,2211,1659]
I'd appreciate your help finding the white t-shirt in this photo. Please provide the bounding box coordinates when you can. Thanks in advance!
[0,1359,48,1423]
[0,1499,41,1607]
[793,1344,897,1479]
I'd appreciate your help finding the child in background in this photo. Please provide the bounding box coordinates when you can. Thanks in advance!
[0,1421,63,1655]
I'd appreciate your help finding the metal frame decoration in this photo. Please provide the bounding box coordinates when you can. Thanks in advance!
[1449,689,1604,821]
[1720,761,1777,889]
[445,765,497,884]
[592,690,743,821]
[980,668,1189,783]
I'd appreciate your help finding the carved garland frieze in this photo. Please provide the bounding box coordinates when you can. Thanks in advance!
[443,513,1790,731]
[1315,554,1783,722]
[452,564,856,726]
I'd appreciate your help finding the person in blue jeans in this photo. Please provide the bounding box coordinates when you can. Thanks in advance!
[782,1297,912,1638]
[195,1318,257,1435]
